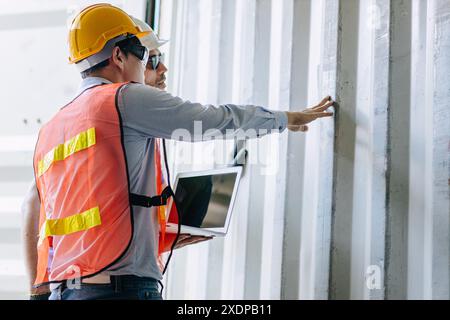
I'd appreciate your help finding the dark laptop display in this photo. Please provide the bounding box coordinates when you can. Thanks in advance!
[174,173,238,229]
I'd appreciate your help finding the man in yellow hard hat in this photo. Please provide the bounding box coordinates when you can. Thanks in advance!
[22,13,206,301]
[22,4,334,300]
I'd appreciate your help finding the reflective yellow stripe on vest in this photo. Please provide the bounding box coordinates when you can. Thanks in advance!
[38,127,96,177]
[38,207,101,244]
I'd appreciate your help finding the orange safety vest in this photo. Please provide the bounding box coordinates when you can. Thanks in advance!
[33,83,178,286]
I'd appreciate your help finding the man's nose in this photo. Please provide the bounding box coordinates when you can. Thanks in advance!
[158,62,168,73]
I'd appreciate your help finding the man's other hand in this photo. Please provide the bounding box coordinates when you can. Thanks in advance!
[30,284,51,300]
[174,234,214,250]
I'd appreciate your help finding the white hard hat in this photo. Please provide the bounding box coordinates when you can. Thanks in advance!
[131,16,168,51]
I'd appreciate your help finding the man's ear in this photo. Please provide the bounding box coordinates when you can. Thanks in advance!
[111,47,125,71]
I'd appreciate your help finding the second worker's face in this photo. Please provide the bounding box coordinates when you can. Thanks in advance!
[144,49,168,90]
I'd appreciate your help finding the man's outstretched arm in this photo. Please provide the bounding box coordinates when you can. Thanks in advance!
[117,83,334,141]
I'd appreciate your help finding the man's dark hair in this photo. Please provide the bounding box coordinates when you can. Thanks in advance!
[80,59,110,79]
[80,35,142,79]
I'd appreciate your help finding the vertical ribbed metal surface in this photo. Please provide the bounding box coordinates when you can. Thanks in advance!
[159,0,450,300]
[0,0,448,300]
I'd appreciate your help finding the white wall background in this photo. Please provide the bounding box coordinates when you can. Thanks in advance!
[0,0,448,300]
[0,0,147,300]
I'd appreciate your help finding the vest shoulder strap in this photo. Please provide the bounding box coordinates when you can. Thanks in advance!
[130,186,174,208]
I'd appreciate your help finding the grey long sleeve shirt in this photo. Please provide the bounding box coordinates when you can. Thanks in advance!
[76,77,287,280]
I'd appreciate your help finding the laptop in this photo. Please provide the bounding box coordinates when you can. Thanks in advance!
[165,166,242,237]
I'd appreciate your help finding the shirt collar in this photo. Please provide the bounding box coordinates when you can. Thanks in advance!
[77,77,113,95]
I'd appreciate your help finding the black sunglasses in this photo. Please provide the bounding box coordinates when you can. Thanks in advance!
[146,53,165,70]
[117,42,149,63]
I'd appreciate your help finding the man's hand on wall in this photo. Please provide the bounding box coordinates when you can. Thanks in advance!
[286,96,335,132]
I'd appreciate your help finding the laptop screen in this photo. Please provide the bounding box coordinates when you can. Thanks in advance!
[174,172,238,228]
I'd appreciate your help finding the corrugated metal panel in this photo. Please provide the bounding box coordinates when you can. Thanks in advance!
[158,0,449,300]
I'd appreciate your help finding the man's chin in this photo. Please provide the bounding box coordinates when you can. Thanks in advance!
[157,82,167,90]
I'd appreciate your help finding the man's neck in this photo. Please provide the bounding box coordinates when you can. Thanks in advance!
[90,70,124,83]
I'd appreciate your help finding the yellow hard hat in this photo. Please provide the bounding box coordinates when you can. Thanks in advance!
[68,3,150,64]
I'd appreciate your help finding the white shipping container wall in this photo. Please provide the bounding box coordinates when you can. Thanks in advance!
[159,0,450,300]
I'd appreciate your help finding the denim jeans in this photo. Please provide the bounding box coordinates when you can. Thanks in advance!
[49,275,163,300]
